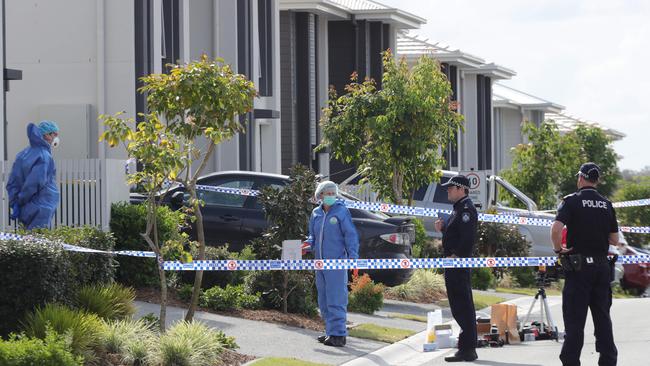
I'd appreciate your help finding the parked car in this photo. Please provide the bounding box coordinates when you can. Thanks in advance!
[130,171,416,286]
[618,243,650,295]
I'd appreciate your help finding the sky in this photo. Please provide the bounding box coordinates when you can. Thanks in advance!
[381,0,650,171]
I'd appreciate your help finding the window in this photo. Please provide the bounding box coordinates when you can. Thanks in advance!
[161,0,180,69]
[477,75,492,170]
[441,63,459,168]
[252,178,287,209]
[432,177,451,204]
[412,184,429,202]
[257,0,274,96]
[198,179,254,208]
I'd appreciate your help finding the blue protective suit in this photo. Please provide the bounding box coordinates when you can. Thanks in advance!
[306,199,359,337]
[6,123,59,229]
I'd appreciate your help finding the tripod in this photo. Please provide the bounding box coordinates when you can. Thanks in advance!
[521,268,559,341]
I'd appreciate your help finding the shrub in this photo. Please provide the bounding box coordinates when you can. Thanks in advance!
[0,238,72,336]
[180,245,256,289]
[411,219,443,258]
[0,331,82,366]
[140,313,161,331]
[153,321,227,366]
[348,274,384,314]
[33,226,117,286]
[110,202,184,287]
[245,271,318,316]
[99,319,156,363]
[510,267,538,288]
[75,283,136,321]
[22,304,105,363]
[471,267,496,290]
[386,269,446,303]
[200,284,261,311]
[177,284,196,302]
[475,222,530,279]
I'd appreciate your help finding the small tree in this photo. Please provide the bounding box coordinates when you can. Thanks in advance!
[319,50,463,204]
[140,55,257,321]
[100,112,185,331]
[502,122,620,210]
[251,165,317,313]
[614,177,650,248]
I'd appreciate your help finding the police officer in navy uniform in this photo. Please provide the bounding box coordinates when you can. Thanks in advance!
[435,175,479,362]
[551,162,618,366]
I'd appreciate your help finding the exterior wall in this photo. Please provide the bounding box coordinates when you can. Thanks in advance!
[459,72,478,171]
[5,0,135,161]
[494,107,524,172]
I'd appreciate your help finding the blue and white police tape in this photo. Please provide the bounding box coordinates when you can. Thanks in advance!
[0,231,156,258]
[613,198,650,208]
[162,255,650,271]
[194,184,650,233]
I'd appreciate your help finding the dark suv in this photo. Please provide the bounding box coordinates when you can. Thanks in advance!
[130,171,416,286]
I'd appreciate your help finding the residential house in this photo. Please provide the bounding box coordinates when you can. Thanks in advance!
[278,0,425,180]
[396,32,516,174]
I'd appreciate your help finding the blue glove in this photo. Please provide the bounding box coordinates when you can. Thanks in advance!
[10,202,20,220]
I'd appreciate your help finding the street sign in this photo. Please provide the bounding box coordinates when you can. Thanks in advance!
[460,171,487,210]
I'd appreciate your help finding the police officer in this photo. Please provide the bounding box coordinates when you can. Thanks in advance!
[435,175,478,362]
[551,162,618,366]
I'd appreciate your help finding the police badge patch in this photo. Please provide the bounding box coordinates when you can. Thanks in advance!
[462,213,470,223]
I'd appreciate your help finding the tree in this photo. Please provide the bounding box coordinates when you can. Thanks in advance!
[502,122,620,210]
[139,55,257,321]
[319,50,463,204]
[613,177,650,248]
[502,122,582,210]
[100,112,185,331]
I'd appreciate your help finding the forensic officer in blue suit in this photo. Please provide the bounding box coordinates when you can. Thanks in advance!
[551,162,618,366]
[435,175,478,362]
[6,121,60,229]
[305,180,359,347]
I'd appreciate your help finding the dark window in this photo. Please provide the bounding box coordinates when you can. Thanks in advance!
[432,177,451,203]
[135,0,154,120]
[161,0,180,69]
[441,63,459,168]
[198,178,254,207]
[412,184,429,201]
[251,178,288,209]
[238,0,253,170]
[477,75,492,170]
[257,0,274,96]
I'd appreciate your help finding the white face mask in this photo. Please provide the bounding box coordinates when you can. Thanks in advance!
[51,136,60,148]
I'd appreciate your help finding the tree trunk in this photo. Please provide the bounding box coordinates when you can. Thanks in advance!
[184,142,216,322]
[153,206,167,333]
[392,166,404,204]
[282,271,289,314]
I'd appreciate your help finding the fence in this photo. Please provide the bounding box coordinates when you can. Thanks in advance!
[0,159,129,231]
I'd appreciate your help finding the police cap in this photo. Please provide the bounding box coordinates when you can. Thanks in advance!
[576,162,601,180]
[441,175,470,190]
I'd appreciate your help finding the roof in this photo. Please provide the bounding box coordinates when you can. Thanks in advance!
[279,0,426,28]
[493,83,564,113]
[395,32,515,79]
[545,112,626,141]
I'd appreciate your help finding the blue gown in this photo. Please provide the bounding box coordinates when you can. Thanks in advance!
[6,123,59,229]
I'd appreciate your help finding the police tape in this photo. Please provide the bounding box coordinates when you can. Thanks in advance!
[612,198,650,208]
[194,185,650,234]
[3,231,649,270]
[161,255,650,271]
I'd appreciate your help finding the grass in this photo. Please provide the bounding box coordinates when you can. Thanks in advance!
[348,323,416,344]
[496,287,561,296]
[437,292,506,310]
[251,358,331,366]
[386,313,427,323]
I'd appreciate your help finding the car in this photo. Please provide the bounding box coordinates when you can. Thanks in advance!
[130,171,416,286]
[618,244,650,295]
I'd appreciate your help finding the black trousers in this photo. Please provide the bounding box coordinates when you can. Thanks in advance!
[444,268,477,352]
[560,262,617,366]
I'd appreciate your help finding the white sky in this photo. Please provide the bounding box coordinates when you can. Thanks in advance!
[381,0,650,171]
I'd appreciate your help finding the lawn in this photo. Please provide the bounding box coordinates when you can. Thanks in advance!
[386,313,427,323]
[437,292,506,310]
[250,358,331,366]
[496,287,562,296]
[348,323,416,343]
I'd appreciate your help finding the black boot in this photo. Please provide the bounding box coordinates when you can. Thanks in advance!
[324,336,346,347]
[317,335,327,343]
[444,349,477,362]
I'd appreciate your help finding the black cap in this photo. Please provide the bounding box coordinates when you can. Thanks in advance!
[576,162,601,180]
[441,175,470,189]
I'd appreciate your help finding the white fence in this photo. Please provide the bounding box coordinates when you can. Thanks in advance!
[0,159,129,231]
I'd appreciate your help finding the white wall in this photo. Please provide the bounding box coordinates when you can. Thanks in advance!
[5,0,135,161]
[460,72,478,171]
[494,107,523,172]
